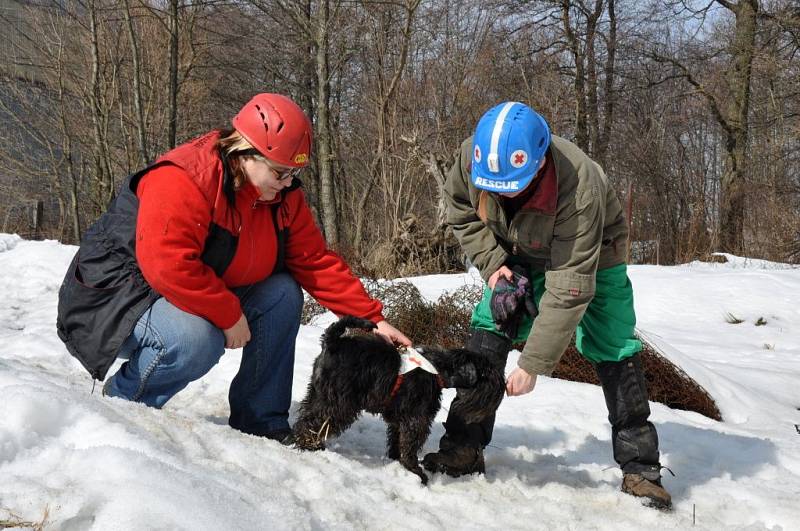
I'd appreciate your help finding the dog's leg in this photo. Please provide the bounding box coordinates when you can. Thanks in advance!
[293,385,331,451]
[386,422,400,461]
[295,407,361,450]
[323,409,360,441]
[397,418,432,485]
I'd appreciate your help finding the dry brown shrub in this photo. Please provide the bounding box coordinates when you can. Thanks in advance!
[301,295,326,325]
[300,278,721,421]
[551,340,722,421]
[696,253,729,264]
[359,218,465,279]
[362,280,482,349]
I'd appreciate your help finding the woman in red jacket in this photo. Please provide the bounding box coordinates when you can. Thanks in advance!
[57,93,409,444]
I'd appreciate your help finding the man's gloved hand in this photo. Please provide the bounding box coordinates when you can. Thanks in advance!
[516,267,538,320]
[489,266,537,338]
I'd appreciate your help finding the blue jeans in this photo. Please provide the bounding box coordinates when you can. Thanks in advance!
[104,273,303,436]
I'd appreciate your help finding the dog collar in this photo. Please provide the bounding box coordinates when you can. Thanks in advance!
[398,347,439,375]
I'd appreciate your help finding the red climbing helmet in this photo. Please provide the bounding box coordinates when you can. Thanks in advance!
[231,93,313,167]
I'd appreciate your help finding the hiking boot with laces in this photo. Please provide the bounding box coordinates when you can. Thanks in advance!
[622,473,672,510]
[421,445,485,477]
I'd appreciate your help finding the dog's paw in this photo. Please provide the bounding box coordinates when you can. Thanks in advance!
[409,466,429,485]
[400,461,429,485]
[292,434,326,452]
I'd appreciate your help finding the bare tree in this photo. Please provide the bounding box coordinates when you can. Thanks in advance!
[351,0,422,255]
[123,0,150,163]
[0,0,797,269]
[646,0,759,255]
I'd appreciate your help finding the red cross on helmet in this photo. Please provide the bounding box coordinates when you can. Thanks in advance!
[231,93,313,167]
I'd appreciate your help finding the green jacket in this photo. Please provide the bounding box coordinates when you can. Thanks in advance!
[444,135,629,375]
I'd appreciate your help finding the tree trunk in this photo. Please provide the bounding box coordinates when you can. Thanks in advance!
[88,1,114,207]
[315,0,338,247]
[597,0,616,168]
[123,0,150,163]
[719,0,758,255]
[562,0,589,151]
[168,0,180,149]
[584,0,602,157]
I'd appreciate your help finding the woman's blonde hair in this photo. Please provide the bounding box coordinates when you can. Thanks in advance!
[216,128,265,191]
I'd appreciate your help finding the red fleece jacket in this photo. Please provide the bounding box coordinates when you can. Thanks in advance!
[135,163,384,329]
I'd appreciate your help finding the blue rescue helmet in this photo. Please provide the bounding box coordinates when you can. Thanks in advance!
[471,102,551,193]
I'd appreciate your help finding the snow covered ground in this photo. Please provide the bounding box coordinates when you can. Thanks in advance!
[1,233,798,530]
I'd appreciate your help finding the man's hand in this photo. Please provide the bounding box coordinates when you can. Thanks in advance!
[506,366,537,396]
[489,266,537,338]
[488,265,514,290]
[374,320,412,346]
[223,314,251,349]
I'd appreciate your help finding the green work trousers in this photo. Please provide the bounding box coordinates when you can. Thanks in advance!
[470,263,642,364]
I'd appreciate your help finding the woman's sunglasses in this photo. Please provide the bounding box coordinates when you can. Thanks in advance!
[265,160,303,181]
[241,148,303,181]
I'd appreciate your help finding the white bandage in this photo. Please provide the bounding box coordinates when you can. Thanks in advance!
[398,347,439,375]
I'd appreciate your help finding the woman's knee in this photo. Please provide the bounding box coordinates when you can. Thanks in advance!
[256,273,303,316]
[275,273,303,305]
[156,313,225,377]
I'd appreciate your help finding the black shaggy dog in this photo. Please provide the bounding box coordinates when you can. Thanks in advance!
[293,315,506,484]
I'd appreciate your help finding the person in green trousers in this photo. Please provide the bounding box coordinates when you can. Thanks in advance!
[422,102,671,509]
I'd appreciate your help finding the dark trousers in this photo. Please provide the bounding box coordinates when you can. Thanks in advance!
[440,330,661,477]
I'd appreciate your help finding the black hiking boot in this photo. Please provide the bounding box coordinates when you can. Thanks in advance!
[622,473,672,510]
[421,444,485,477]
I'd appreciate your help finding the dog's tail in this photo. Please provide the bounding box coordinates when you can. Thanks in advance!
[321,315,377,347]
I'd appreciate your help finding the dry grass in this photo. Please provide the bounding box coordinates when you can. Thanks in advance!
[0,506,49,531]
[724,312,745,324]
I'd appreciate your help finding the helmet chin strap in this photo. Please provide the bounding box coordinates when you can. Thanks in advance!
[487,153,500,173]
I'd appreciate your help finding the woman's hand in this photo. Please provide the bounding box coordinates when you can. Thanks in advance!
[374,320,412,347]
[506,366,537,396]
[488,265,514,290]
[223,314,251,349]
